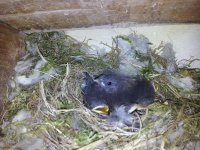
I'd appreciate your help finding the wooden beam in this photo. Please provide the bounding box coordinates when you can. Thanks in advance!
[0,23,25,117]
[0,0,199,30]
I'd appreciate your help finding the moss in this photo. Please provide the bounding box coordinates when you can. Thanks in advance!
[39,63,53,72]
[117,35,132,44]
[183,120,200,139]
[26,31,121,75]
[59,98,75,109]
[3,31,200,149]
[80,56,110,72]
[26,31,83,66]
[141,65,155,79]
[148,102,169,113]
[74,130,100,147]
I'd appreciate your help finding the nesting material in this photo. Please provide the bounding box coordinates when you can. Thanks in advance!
[12,110,32,123]
[0,31,199,150]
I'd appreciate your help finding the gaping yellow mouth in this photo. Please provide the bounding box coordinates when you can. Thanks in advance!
[92,105,109,114]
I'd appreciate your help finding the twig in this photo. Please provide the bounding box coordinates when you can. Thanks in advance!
[78,135,115,150]
[40,80,56,116]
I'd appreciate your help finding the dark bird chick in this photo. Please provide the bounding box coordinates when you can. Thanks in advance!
[81,70,155,126]
[93,70,155,110]
[81,72,109,114]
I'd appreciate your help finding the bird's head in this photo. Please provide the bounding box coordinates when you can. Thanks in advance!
[81,72,109,115]
[94,70,135,94]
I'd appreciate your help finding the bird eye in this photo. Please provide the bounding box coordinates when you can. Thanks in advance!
[107,82,112,85]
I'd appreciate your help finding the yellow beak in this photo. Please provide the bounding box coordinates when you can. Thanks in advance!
[92,105,109,114]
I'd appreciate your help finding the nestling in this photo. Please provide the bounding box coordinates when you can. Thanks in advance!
[81,70,155,127]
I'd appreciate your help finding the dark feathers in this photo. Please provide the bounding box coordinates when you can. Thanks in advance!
[81,70,155,111]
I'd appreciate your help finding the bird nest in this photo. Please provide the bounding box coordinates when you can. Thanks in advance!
[0,31,200,150]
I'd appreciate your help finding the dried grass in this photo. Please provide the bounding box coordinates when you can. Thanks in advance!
[0,31,199,150]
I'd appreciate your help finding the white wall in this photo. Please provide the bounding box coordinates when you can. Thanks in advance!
[65,24,200,68]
